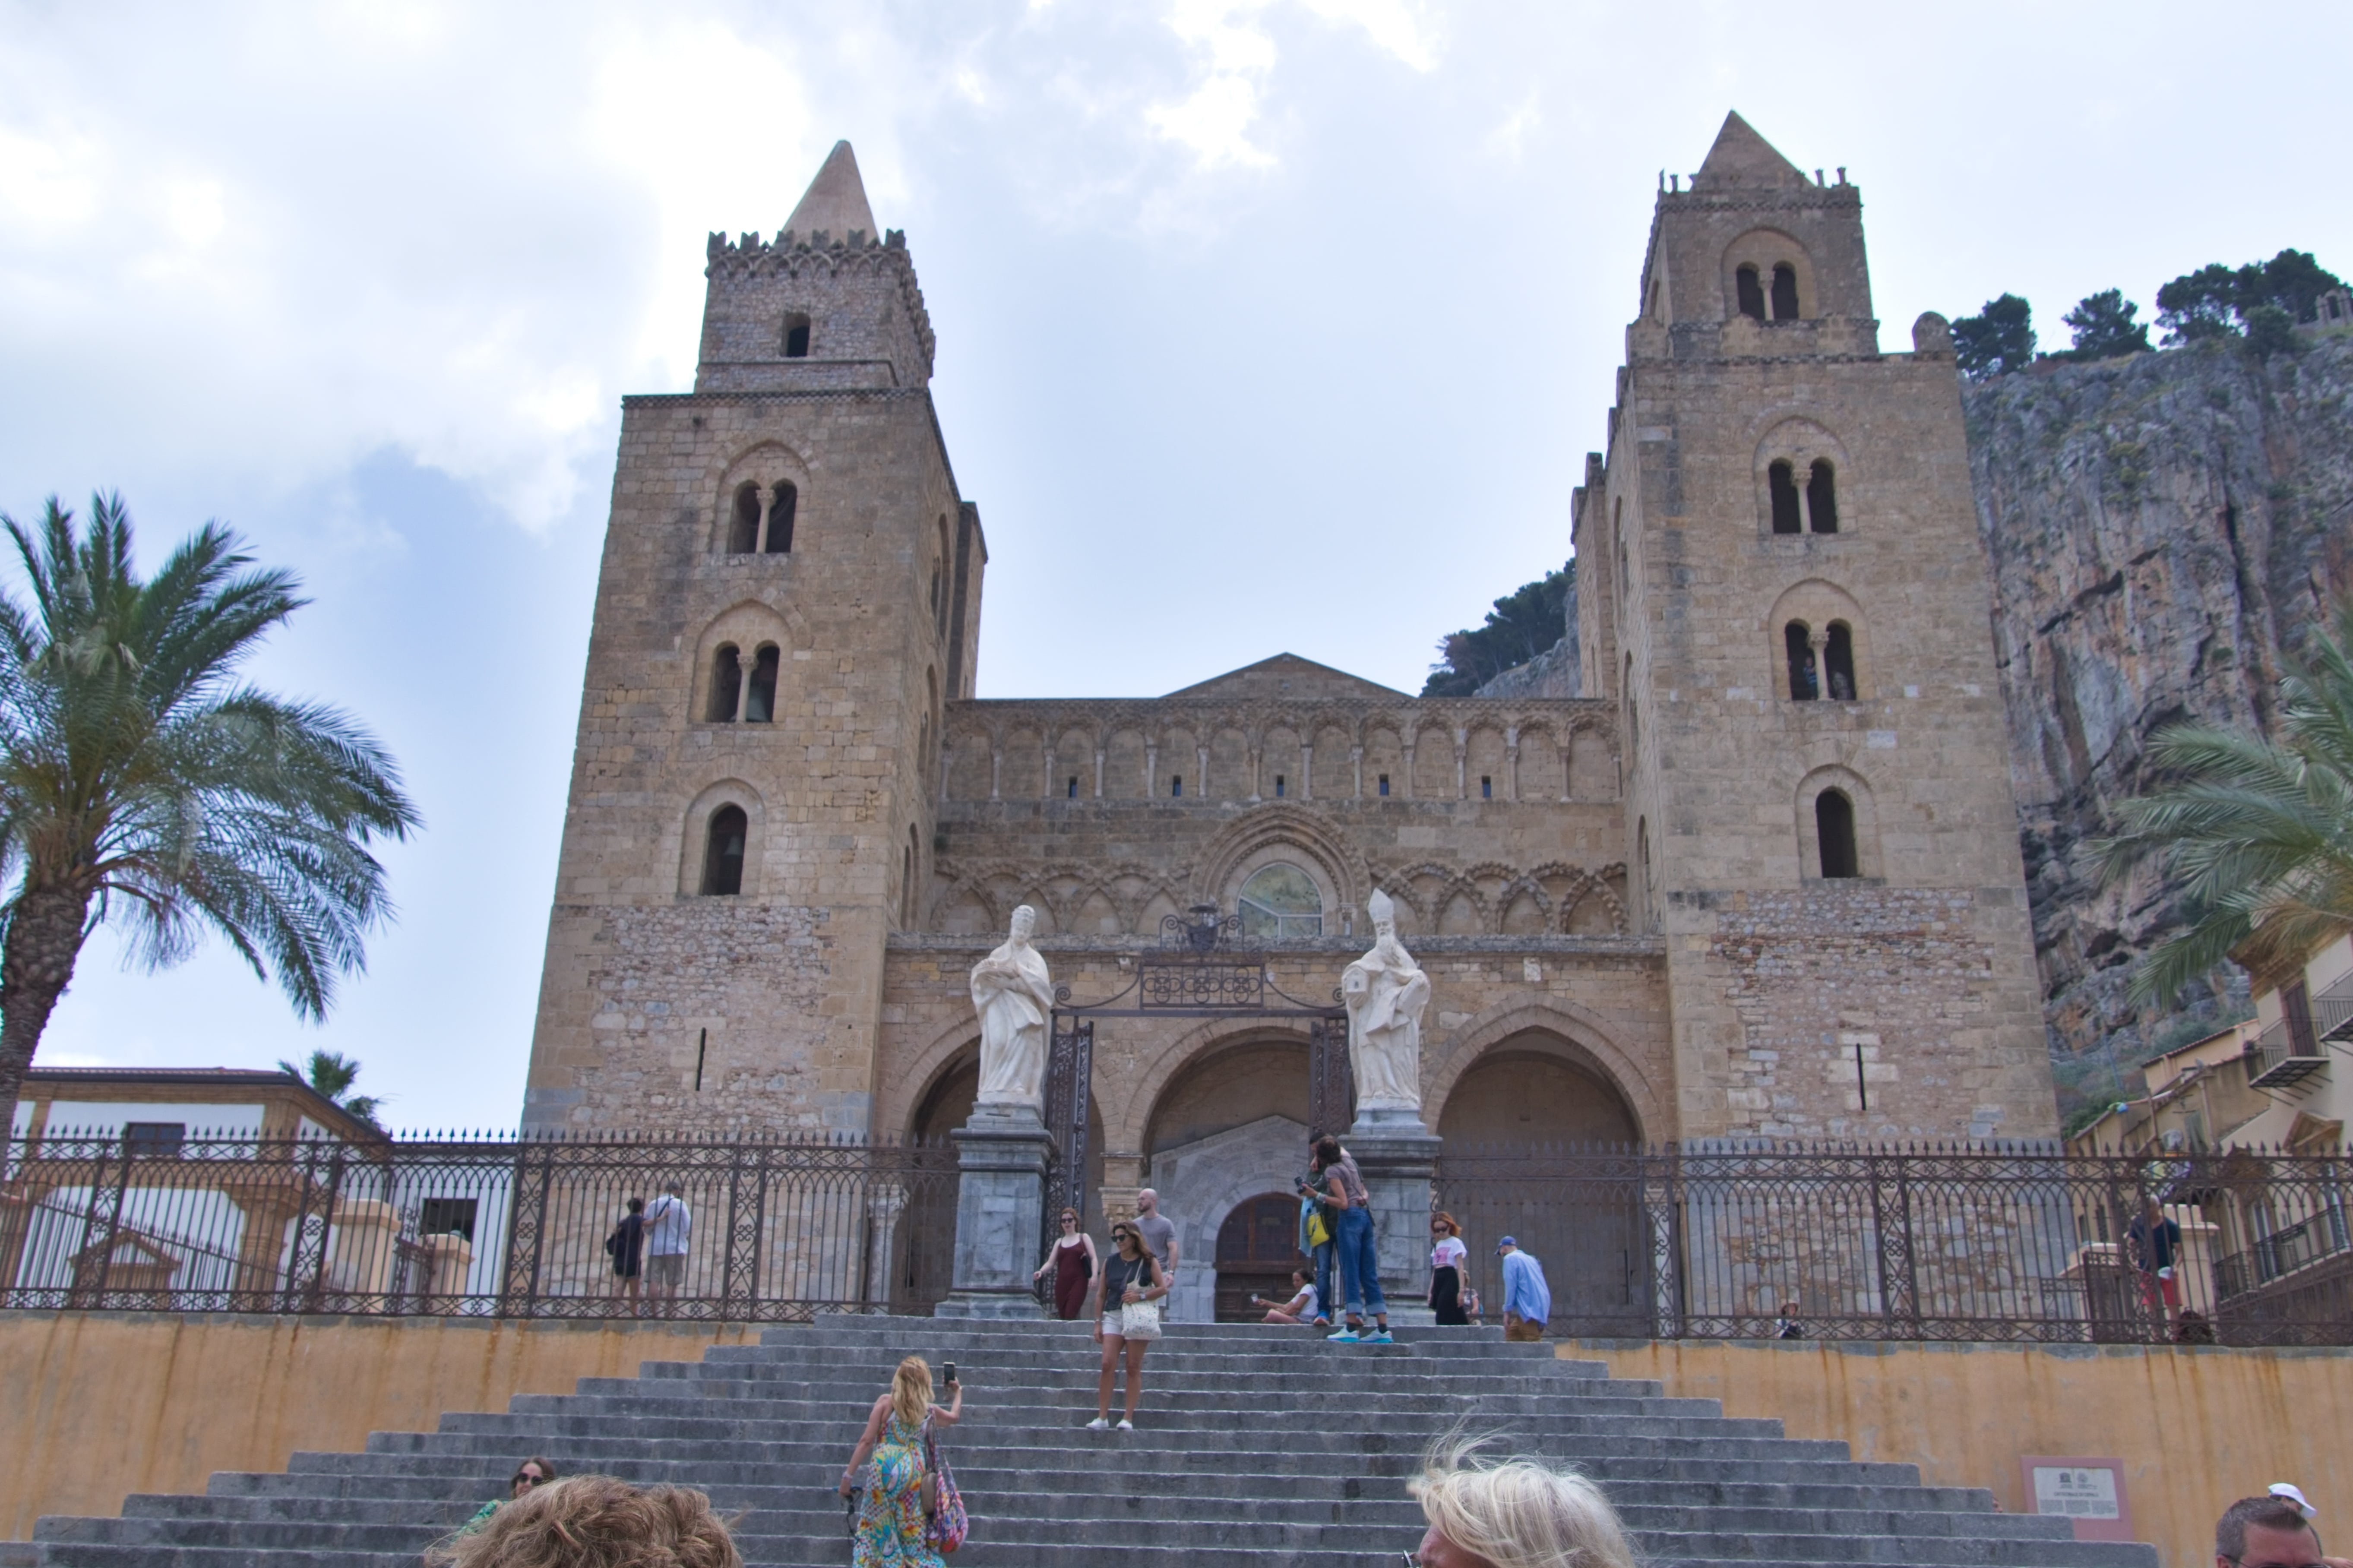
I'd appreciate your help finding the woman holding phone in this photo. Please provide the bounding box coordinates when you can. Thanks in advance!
[839,1354,961,1566]
[1086,1219,1168,1431]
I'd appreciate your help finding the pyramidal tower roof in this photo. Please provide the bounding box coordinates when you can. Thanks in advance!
[1692,111,1807,191]
[784,140,879,237]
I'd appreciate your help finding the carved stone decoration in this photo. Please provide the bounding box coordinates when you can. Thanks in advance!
[969,905,1053,1110]
[1341,888,1432,1124]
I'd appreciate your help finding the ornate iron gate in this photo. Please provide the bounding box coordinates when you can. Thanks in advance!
[1038,904,1352,1279]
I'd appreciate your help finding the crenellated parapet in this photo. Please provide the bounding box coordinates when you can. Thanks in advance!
[698,224,936,390]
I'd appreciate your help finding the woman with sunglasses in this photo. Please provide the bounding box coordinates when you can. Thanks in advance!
[1031,1206,1098,1320]
[457,1457,558,1535]
[1086,1220,1168,1431]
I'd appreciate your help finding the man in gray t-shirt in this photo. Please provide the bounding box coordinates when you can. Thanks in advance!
[1132,1188,1179,1316]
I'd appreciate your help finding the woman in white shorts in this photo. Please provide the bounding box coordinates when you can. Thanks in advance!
[1087,1220,1169,1432]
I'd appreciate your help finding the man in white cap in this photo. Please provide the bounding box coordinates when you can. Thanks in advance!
[2214,1492,2347,1568]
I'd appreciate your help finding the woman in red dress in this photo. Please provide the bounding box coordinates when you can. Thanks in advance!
[1032,1206,1099,1319]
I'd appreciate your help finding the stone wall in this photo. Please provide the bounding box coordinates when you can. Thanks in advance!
[1965,334,2353,1086]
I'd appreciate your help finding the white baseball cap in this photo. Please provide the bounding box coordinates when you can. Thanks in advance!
[2269,1483,2318,1519]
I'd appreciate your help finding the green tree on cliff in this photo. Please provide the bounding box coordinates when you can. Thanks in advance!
[2156,248,2346,345]
[1951,293,2036,379]
[2094,592,2353,1005]
[0,496,420,1135]
[1423,561,1573,697]
[2057,289,2151,360]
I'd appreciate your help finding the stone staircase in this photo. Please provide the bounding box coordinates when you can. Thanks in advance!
[29,1318,2157,1567]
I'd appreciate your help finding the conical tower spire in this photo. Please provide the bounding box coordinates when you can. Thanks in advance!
[785,140,879,238]
[1692,111,1807,191]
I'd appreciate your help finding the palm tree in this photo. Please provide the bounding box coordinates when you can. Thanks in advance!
[0,494,421,1134]
[2095,591,2353,1006]
[279,1047,385,1125]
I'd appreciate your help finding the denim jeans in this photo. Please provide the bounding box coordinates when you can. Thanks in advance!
[1311,1240,1337,1321]
[1335,1205,1385,1318]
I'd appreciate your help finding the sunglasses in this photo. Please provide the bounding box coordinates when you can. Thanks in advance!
[512,1473,546,1488]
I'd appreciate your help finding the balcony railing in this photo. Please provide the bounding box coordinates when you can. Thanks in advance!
[2312,971,2353,1043]
[2249,1018,2328,1089]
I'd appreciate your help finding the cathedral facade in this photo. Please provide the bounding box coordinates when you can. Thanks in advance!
[522,118,2060,1302]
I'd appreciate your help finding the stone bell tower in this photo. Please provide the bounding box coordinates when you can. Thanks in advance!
[521,141,984,1134]
[1570,112,2056,1141]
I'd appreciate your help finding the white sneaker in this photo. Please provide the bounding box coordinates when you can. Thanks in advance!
[1116,1418,1134,1431]
[1084,1417,1110,1431]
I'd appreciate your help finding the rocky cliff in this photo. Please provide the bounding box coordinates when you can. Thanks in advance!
[1965,331,2353,1109]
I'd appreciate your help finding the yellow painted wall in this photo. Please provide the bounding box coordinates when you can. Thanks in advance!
[0,1311,759,1541]
[1581,1338,2353,1568]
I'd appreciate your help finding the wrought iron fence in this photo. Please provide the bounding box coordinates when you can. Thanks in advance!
[1435,1141,2353,1347]
[0,1128,960,1321]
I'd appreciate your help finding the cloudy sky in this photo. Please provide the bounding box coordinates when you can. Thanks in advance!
[2,0,2340,1131]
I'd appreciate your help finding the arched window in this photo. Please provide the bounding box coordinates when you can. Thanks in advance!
[1238,863,1323,941]
[1806,461,1838,534]
[1768,460,1802,534]
[1784,623,1819,702]
[1771,263,1800,322]
[1171,775,1183,798]
[745,646,779,722]
[1824,623,1856,702]
[1815,790,1859,879]
[783,312,811,358]
[1736,264,1766,321]
[901,830,917,927]
[764,483,796,553]
[702,806,748,895]
[708,645,743,722]
[727,485,761,554]
[929,567,943,633]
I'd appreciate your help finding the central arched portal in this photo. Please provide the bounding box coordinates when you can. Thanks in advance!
[1215,1193,1306,1321]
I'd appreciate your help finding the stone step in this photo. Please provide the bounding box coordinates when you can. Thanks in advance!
[27,1316,2157,1568]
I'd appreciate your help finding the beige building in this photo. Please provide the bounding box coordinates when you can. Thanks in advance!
[521,117,2062,1299]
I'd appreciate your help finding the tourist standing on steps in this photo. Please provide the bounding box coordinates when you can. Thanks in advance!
[644,1181,692,1310]
[1495,1236,1550,1343]
[1088,1220,1168,1430]
[1312,1134,1390,1343]
[1428,1213,1470,1326]
[606,1198,645,1310]
[840,1355,961,1568]
[1131,1187,1179,1318]
[1408,1438,1635,1568]
[1300,1162,1336,1326]
[1032,1206,1098,1321]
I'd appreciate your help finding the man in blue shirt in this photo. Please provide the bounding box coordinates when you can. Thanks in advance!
[1496,1236,1550,1343]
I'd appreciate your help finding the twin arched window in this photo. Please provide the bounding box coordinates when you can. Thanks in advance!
[1783,621,1856,702]
[1737,262,1801,322]
[1769,459,1838,534]
[707,644,780,722]
[727,482,797,555]
[702,806,748,895]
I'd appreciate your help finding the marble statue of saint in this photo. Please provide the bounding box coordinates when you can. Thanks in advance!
[970,904,1055,1110]
[1341,888,1431,1116]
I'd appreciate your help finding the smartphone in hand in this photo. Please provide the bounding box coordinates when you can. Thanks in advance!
[942,1361,958,1386]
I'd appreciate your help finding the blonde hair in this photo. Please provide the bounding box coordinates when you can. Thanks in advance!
[890,1355,934,1430]
[426,1474,739,1568]
[1411,1438,1636,1568]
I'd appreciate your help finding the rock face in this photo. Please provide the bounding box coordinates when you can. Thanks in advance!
[1475,576,1581,698]
[1964,332,2353,1094]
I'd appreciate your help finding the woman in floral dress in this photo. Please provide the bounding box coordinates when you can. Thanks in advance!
[838,1354,962,1565]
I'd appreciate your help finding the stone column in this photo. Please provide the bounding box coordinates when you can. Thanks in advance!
[1347,1111,1442,1328]
[936,1103,1052,1318]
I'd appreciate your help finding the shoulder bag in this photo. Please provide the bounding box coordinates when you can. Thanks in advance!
[922,1414,968,1552]
[1118,1259,1163,1340]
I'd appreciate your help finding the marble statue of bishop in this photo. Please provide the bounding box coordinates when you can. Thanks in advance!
[969,904,1055,1113]
[1341,888,1431,1119]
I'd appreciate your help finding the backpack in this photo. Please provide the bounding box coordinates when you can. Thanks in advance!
[923,1414,968,1552]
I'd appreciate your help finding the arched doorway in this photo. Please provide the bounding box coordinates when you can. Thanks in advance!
[1142,1032,1312,1323]
[1434,1039,1649,1335]
[1214,1193,1308,1321]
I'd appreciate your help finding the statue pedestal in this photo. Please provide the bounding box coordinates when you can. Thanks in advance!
[1348,1112,1442,1328]
[935,1103,1052,1319]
